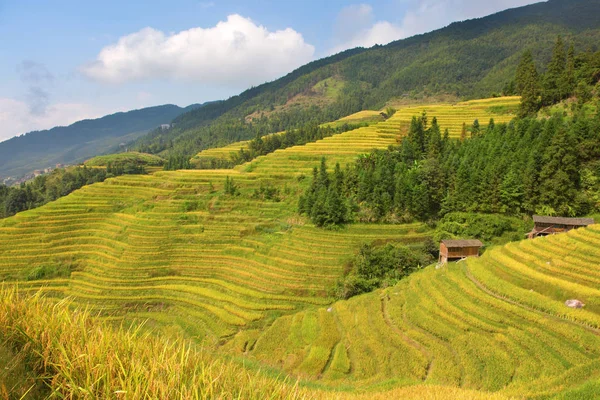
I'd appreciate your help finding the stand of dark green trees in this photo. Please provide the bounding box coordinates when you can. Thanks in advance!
[513,37,600,116]
[163,155,192,171]
[300,110,600,226]
[106,162,145,175]
[298,159,352,228]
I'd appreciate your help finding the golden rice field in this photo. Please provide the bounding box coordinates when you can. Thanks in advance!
[8,96,600,398]
[238,224,600,398]
[0,289,511,399]
[192,96,520,165]
[379,96,520,137]
[0,101,445,344]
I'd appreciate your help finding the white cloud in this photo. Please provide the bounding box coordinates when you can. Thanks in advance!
[81,15,315,87]
[331,3,405,54]
[0,98,103,142]
[331,0,540,54]
[335,4,375,43]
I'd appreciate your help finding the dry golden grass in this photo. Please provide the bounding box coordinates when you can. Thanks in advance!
[0,289,513,399]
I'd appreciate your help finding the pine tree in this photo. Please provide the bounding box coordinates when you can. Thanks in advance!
[563,43,576,97]
[516,50,535,95]
[471,119,480,138]
[460,122,467,142]
[500,169,524,215]
[317,157,329,189]
[223,176,239,196]
[517,53,540,117]
[324,185,348,226]
[310,187,329,227]
[299,166,319,214]
[542,36,567,105]
[408,116,426,155]
[487,118,495,134]
[333,162,344,191]
[575,81,593,107]
[539,120,580,215]
[426,117,442,158]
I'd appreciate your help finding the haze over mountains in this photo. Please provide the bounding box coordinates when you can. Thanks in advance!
[2,0,599,181]
[0,103,202,181]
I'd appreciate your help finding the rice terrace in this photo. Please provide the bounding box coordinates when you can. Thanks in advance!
[2,0,600,398]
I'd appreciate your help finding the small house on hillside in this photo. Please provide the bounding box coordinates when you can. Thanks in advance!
[439,239,484,264]
[528,215,595,239]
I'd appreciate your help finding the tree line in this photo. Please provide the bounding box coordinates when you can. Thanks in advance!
[0,164,145,219]
[513,36,600,116]
[300,110,600,227]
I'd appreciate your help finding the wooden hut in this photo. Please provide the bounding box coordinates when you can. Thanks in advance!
[439,239,484,264]
[528,216,595,239]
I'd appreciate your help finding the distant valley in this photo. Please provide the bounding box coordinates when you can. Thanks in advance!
[0,103,203,183]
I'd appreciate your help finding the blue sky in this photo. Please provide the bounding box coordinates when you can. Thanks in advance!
[0,0,539,141]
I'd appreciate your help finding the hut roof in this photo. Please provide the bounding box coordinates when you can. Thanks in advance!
[533,215,595,226]
[441,239,484,248]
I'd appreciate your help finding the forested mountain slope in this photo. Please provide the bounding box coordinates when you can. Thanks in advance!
[133,0,600,158]
[0,103,201,180]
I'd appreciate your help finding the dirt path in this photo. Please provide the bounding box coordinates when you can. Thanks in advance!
[380,294,433,381]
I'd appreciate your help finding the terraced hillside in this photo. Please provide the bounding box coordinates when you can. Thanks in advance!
[384,96,520,137]
[238,225,600,397]
[0,106,439,343]
[193,97,519,167]
[12,96,594,397]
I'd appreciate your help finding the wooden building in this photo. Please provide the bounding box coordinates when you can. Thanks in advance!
[528,215,595,239]
[439,239,484,264]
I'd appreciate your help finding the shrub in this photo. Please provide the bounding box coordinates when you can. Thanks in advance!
[336,243,432,299]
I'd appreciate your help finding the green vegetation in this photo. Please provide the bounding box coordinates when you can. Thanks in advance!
[0,166,109,219]
[2,95,600,397]
[513,37,600,116]
[127,0,600,161]
[0,157,161,219]
[163,154,193,171]
[335,241,434,299]
[434,212,530,246]
[298,158,351,227]
[85,151,165,168]
[302,110,600,226]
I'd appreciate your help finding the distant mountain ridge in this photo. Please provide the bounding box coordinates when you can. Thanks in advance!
[6,0,600,177]
[132,0,600,158]
[0,103,203,180]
